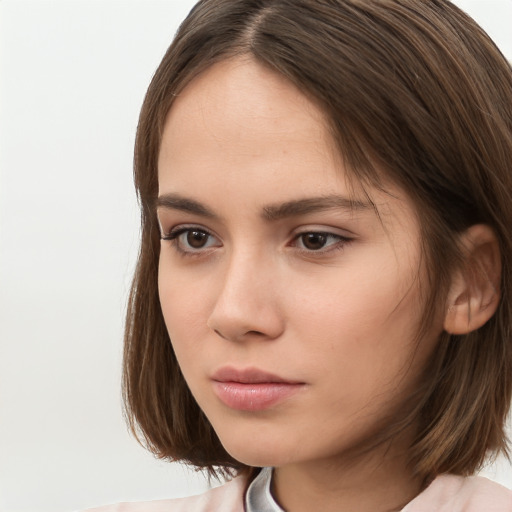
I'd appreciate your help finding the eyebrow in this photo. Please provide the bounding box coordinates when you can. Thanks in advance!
[262,195,371,220]
[156,194,218,218]
[156,193,371,221]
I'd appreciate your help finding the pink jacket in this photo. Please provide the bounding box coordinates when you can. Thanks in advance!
[84,473,512,511]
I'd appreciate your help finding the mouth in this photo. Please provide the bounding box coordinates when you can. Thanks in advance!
[211,366,305,411]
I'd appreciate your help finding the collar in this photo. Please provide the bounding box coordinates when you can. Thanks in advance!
[245,467,285,512]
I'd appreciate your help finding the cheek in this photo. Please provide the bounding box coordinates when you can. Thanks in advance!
[158,260,210,353]
[293,251,421,336]
[289,252,429,389]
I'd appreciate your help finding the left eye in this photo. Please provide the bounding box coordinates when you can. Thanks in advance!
[164,227,220,252]
[294,232,346,251]
[182,229,211,249]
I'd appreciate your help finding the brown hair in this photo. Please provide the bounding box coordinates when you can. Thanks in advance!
[123,0,512,481]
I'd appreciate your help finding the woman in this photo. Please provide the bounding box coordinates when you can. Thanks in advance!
[89,0,512,510]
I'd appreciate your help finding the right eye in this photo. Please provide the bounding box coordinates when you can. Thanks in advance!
[162,227,221,255]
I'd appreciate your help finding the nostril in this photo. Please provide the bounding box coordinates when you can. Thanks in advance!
[214,329,227,340]
[212,327,267,341]
[207,297,285,342]
[246,330,265,337]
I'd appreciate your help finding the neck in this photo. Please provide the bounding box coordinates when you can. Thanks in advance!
[272,440,423,512]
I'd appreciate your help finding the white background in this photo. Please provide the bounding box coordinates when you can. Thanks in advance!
[0,1,511,511]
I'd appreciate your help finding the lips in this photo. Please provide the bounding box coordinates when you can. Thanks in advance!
[211,367,305,411]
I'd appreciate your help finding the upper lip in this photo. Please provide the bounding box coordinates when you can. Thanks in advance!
[212,366,302,384]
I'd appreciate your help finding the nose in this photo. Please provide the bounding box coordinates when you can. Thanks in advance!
[206,250,285,343]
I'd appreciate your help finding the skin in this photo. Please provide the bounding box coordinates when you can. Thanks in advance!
[157,58,445,512]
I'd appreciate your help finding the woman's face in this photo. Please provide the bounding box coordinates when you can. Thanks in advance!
[157,58,443,468]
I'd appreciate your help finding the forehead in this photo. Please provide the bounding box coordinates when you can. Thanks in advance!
[157,57,417,230]
[164,56,327,132]
[158,57,334,181]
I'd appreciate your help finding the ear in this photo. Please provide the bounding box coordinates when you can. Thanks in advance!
[444,224,501,335]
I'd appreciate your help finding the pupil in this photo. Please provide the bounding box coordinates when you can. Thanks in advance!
[187,230,208,248]
[303,233,326,250]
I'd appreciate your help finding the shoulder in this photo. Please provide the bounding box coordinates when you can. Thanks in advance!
[81,475,247,512]
[403,474,512,512]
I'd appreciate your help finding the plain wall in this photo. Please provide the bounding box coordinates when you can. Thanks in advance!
[0,1,511,511]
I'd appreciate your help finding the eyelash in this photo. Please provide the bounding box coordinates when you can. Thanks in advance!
[161,226,353,257]
[162,226,219,257]
[292,231,352,255]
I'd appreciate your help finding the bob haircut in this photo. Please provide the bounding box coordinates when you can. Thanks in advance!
[123,0,512,481]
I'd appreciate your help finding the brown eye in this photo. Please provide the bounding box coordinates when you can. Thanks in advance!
[300,233,328,250]
[187,230,209,248]
[164,226,220,255]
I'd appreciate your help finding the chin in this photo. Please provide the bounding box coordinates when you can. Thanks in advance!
[217,430,299,468]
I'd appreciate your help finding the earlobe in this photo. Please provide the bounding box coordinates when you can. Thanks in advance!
[444,224,501,335]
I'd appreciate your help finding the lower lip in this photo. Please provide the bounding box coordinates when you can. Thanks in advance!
[212,381,304,411]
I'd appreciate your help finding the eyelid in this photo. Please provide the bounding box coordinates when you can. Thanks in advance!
[160,223,214,239]
[291,224,356,240]
[160,224,222,257]
[289,226,355,254]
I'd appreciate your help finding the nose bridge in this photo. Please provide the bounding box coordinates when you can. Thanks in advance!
[207,243,283,341]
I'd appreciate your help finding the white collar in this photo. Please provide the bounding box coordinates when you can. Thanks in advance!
[245,467,285,512]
